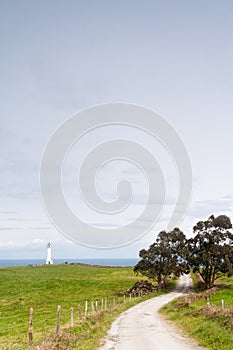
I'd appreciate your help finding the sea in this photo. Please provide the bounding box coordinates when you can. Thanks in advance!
[0,258,139,268]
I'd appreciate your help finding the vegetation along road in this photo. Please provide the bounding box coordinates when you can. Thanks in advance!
[99,274,205,350]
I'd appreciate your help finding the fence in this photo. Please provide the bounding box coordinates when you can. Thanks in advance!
[27,294,136,345]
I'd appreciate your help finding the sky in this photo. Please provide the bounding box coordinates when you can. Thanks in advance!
[0,0,233,259]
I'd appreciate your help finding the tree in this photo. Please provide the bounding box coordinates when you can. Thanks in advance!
[134,228,189,287]
[187,215,233,289]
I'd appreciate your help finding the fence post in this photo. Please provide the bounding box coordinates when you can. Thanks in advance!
[105,298,107,310]
[78,304,82,322]
[129,294,132,302]
[95,301,98,313]
[123,295,126,304]
[101,298,104,310]
[56,305,61,336]
[70,307,74,327]
[85,301,88,318]
[221,299,225,309]
[28,307,33,345]
[91,301,95,314]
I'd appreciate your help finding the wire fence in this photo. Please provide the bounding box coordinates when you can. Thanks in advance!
[0,293,138,347]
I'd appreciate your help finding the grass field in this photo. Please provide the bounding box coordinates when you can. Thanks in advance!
[0,264,173,349]
[159,273,233,350]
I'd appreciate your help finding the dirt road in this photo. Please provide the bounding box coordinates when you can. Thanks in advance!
[99,274,204,350]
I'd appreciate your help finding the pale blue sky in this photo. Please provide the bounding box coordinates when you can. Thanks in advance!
[0,0,233,258]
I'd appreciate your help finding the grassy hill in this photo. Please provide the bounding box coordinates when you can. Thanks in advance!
[0,263,168,349]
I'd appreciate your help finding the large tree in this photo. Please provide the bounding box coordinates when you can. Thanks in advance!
[187,215,233,289]
[134,228,189,287]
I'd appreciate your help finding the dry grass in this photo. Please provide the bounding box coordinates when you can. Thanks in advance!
[201,305,233,331]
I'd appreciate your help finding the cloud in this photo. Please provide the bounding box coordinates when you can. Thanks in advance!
[0,227,22,231]
[0,226,51,231]
[0,241,15,248]
[31,238,47,245]
[188,196,233,219]
[89,222,122,228]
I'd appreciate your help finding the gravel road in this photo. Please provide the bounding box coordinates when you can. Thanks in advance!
[99,274,205,350]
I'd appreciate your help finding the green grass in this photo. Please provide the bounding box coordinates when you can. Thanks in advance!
[0,264,175,349]
[159,274,233,350]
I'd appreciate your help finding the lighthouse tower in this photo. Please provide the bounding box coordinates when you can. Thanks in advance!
[45,242,53,265]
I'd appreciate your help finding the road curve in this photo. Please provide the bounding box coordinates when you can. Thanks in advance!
[98,274,205,350]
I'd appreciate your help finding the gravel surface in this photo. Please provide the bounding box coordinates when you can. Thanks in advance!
[99,274,205,350]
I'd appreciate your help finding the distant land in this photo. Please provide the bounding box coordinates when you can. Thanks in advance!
[0,258,140,268]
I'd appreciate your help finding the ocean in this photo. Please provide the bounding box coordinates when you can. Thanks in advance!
[0,258,139,268]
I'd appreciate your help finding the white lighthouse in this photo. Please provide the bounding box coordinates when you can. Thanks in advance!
[45,242,53,265]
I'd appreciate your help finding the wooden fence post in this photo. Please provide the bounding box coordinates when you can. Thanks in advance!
[70,307,74,327]
[28,307,33,345]
[129,294,132,302]
[85,301,88,318]
[104,298,107,310]
[123,295,126,304]
[78,304,82,322]
[91,301,95,314]
[101,298,104,310]
[56,305,61,336]
[95,301,98,313]
[221,299,225,309]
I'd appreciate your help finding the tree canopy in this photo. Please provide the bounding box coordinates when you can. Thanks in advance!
[187,215,233,289]
[134,228,189,287]
[135,214,233,290]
